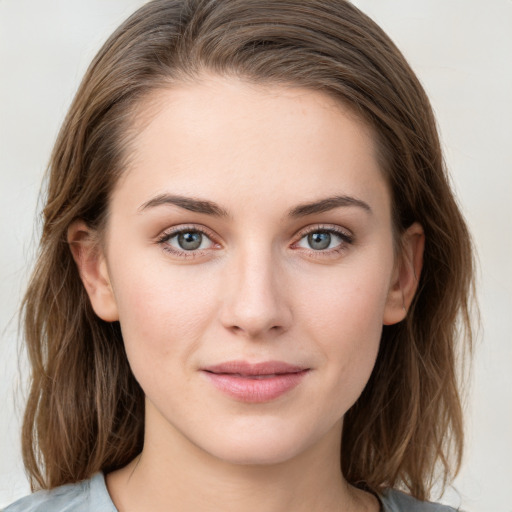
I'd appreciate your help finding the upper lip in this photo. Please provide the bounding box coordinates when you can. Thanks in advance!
[202,360,308,376]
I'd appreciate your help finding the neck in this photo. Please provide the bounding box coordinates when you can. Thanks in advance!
[106,409,377,512]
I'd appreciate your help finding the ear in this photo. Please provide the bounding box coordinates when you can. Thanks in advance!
[383,222,425,325]
[67,220,119,322]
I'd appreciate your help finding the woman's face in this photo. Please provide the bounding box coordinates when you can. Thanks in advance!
[86,76,407,465]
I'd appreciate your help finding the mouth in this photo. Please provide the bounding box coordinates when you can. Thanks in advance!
[201,360,310,403]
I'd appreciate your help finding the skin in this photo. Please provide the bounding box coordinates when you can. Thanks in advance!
[70,75,424,512]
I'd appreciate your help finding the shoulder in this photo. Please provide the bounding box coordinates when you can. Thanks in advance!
[2,473,116,512]
[380,489,459,512]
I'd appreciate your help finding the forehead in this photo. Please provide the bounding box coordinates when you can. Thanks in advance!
[113,75,389,218]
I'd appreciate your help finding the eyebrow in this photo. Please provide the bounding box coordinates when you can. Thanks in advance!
[138,193,371,218]
[288,195,372,217]
[138,194,230,217]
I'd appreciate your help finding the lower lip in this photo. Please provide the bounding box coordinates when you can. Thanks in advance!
[202,370,309,403]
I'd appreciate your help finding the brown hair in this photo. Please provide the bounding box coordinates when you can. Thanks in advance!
[21,0,474,500]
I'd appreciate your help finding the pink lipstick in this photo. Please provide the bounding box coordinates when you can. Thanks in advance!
[201,361,309,403]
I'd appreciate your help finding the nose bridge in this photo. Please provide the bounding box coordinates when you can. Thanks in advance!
[220,240,291,337]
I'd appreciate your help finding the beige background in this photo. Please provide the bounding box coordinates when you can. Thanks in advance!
[1,1,511,510]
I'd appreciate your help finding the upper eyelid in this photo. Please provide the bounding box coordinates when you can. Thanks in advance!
[158,224,217,241]
[294,224,353,239]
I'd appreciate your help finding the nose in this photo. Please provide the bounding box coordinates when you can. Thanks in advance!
[219,246,293,339]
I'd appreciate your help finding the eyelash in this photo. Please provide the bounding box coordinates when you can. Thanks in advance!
[292,225,354,257]
[156,225,220,259]
[156,224,354,259]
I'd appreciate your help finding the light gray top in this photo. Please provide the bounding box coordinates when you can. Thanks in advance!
[3,472,458,512]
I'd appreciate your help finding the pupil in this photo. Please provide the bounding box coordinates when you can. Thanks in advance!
[308,232,331,250]
[178,232,202,250]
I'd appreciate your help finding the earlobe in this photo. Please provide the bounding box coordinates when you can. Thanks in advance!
[67,220,119,322]
[383,222,425,326]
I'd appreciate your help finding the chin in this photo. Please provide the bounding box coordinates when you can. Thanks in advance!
[191,416,337,467]
[209,441,306,467]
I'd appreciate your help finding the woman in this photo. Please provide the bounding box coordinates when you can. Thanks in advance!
[5,0,474,511]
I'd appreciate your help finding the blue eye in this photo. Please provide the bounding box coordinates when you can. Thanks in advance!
[296,228,351,251]
[161,229,215,252]
[307,232,332,250]
[177,231,203,250]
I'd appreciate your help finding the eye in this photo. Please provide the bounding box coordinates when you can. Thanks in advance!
[294,227,353,252]
[157,226,217,255]
[173,231,209,251]
[304,232,334,250]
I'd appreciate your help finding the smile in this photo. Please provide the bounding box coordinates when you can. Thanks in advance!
[201,361,310,403]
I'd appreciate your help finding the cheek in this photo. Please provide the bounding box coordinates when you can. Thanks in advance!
[295,256,392,399]
[110,260,219,377]
[297,257,391,341]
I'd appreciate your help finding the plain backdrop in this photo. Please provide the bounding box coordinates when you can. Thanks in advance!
[1,1,511,511]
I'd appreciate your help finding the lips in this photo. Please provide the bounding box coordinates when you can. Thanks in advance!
[201,360,309,403]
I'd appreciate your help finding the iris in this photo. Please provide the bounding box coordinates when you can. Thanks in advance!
[308,232,331,250]
[178,231,203,250]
